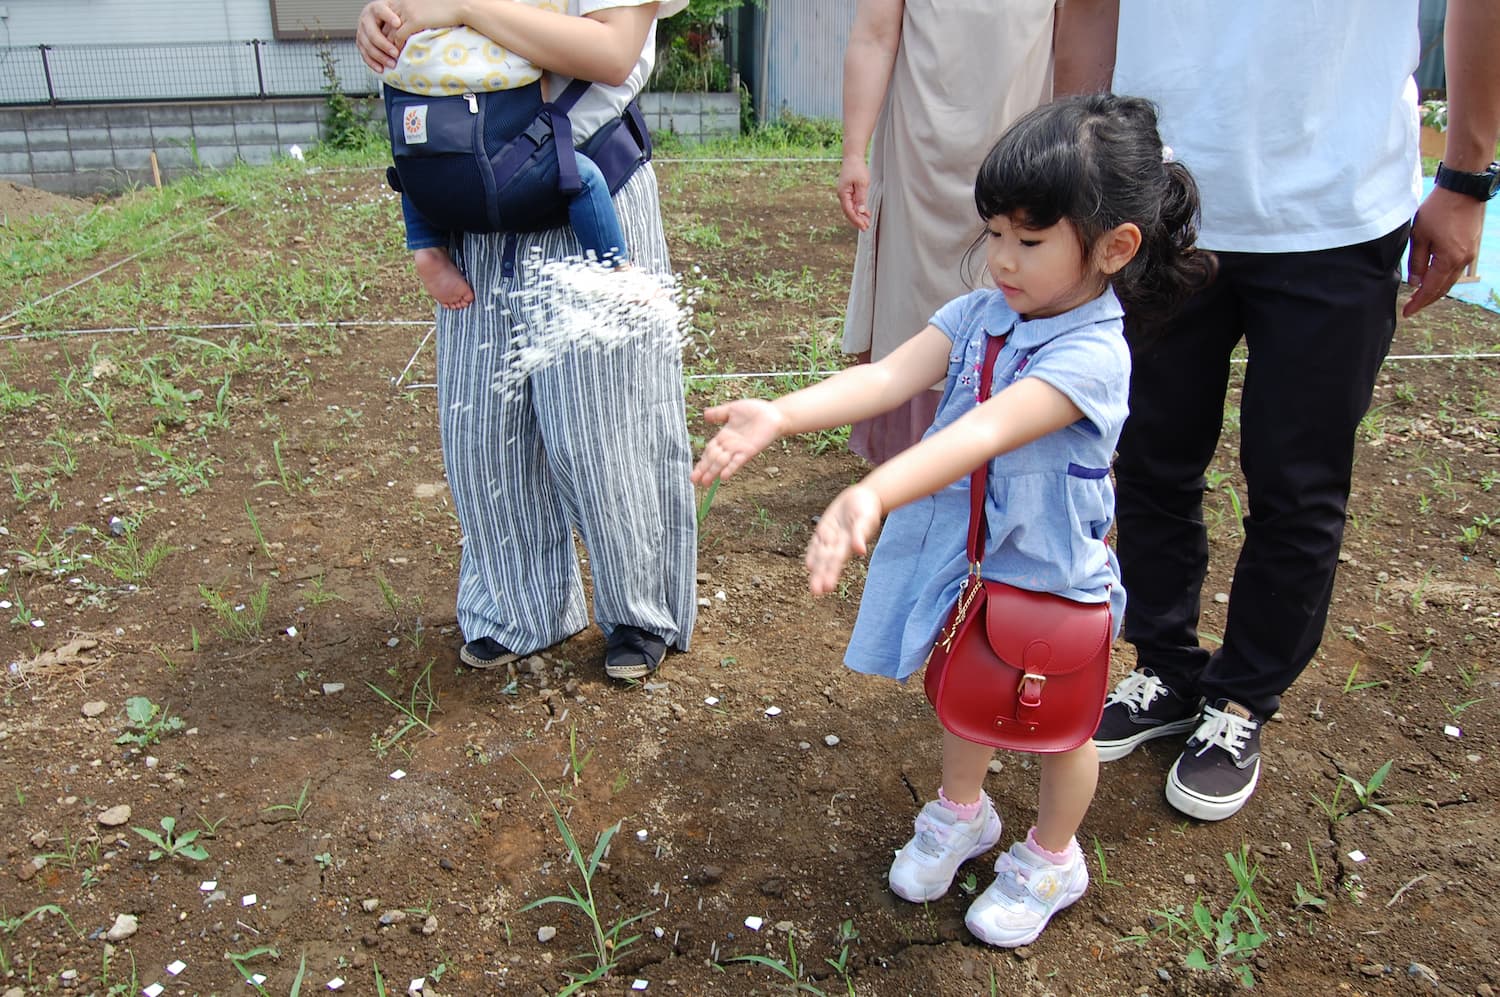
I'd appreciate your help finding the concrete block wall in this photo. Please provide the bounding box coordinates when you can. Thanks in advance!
[4,91,740,196]
[638,91,740,145]
[0,98,331,196]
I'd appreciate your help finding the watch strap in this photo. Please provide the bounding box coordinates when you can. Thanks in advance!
[1434,161,1500,201]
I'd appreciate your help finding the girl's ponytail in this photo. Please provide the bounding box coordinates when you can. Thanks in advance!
[1115,160,1216,336]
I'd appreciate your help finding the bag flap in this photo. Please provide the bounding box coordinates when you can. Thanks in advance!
[982,582,1110,677]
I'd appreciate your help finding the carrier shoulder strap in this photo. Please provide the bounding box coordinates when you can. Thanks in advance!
[547,79,594,195]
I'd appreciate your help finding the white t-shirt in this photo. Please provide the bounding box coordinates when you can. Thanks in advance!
[1112,1,1424,253]
[556,0,689,144]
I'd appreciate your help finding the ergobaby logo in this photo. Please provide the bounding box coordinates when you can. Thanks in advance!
[403,105,430,145]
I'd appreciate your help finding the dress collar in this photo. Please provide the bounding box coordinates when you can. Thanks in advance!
[990,288,1125,351]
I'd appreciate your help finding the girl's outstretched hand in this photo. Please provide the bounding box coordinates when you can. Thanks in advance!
[806,485,881,595]
[691,399,784,486]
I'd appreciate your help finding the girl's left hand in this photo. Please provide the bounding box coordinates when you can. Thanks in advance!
[806,485,882,595]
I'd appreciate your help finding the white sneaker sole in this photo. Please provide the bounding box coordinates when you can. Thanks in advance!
[964,870,1089,947]
[1094,715,1200,762]
[1165,759,1260,821]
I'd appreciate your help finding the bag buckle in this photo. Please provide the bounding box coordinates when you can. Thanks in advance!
[1017,672,1046,708]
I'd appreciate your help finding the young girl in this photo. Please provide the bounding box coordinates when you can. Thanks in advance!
[692,94,1214,947]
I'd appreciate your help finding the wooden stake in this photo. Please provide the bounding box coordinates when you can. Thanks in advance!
[149,150,162,190]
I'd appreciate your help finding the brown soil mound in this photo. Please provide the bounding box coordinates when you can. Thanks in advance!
[0,179,88,225]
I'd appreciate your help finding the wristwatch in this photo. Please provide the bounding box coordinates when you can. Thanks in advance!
[1434,161,1500,201]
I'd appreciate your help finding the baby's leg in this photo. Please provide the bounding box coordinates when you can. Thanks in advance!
[566,154,629,266]
[414,247,475,310]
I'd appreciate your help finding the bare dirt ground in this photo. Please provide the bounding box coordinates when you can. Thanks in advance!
[0,162,1497,997]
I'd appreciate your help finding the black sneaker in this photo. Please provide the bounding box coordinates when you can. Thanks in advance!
[459,636,520,670]
[604,625,667,680]
[1165,699,1262,821]
[1093,668,1201,762]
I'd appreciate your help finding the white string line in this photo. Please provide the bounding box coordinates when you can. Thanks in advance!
[6,312,1499,370]
[0,205,237,328]
[0,319,434,343]
[394,350,1500,393]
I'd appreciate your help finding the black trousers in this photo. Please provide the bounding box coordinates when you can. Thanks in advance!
[1114,223,1409,719]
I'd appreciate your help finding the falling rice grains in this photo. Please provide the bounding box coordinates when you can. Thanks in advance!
[497,254,694,395]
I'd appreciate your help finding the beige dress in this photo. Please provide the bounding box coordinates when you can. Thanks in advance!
[843,0,1055,463]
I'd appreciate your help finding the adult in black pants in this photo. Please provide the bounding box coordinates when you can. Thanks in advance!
[1054,0,1500,820]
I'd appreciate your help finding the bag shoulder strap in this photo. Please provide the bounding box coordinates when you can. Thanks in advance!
[965,332,1007,567]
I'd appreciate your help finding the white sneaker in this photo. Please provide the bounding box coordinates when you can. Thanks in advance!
[964,839,1089,947]
[888,795,1002,903]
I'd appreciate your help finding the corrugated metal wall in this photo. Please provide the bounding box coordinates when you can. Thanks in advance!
[269,0,367,39]
[754,0,855,121]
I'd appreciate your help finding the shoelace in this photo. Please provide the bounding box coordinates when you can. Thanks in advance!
[1190,704,1257,759]
[991,851,1033,900]
[1105,670,1168,711]
[912,812,955,858]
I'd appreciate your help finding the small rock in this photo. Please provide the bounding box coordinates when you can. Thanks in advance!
[362,898,380,913]
[1156,968,1172,982]
[1183,873,1196,885]
[774,920,794,933]
[421,915,437,936]
[758,877,786,899]
[695,865,724,885]
[28,830,48,848]
[537,926,557,943]
[379,910,406,926]
[361,933,379,948]
[1213,592,1229,604]
[823,734,840,747]
[438,857,456,872]
[1012,946,1033,960]
[1407,963,1439,985]
[82,701,108,718]
[97,805,131,827]
[1358,964,1386,977]
[322,683,345,695]
[105,913,138,942]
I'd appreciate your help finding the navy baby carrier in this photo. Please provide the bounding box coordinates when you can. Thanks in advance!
[384,78,653,234]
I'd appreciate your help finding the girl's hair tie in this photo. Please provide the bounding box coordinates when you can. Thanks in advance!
[1161,145,1175,164]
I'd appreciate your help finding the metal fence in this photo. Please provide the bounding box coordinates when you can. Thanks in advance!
[0,40,378,106]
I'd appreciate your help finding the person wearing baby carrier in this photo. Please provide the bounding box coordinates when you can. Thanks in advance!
[380,19,652,309]
[357,0,697,679]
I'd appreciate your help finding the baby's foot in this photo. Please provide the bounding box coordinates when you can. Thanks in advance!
[414,248,474,310]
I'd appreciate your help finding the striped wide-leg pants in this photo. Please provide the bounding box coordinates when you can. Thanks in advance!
[435,165,698,655]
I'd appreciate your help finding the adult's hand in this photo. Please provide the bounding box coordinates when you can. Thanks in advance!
[1403,186,1486,317]
[837,155,872,230]
[382,0,467,51]
[355,0,403,73]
